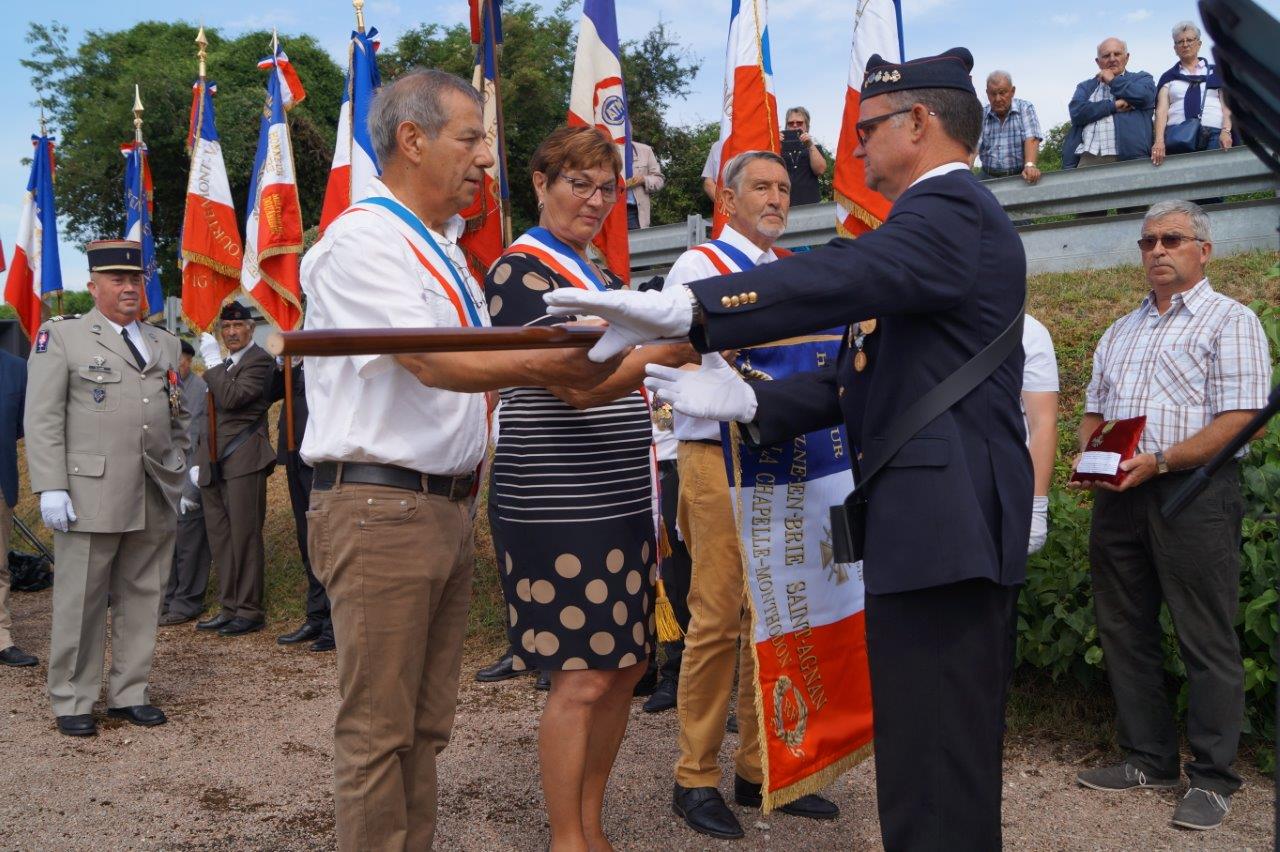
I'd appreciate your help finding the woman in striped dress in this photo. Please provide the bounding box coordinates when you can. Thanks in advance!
[484,126,694,851]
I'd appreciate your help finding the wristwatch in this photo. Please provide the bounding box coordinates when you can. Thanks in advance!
[1153,449,1169,475]
[684,285,706,326]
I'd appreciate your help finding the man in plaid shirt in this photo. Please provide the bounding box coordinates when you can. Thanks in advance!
[978,71,1043,183]
[1072,200,1271,832]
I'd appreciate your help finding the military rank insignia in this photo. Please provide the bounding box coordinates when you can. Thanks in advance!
[93,387,106,404]
[35,330,49,353]
[165,369,182,418]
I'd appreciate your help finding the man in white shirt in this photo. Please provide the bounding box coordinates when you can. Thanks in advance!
[300,69,621,852]
[663,151,837,841]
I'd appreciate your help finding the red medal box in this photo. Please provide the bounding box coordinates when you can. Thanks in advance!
[1070,416,1147,487]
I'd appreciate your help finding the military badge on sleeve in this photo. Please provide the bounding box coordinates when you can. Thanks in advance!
[35,329,49,353]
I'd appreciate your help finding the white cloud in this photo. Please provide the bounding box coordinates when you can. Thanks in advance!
[1124,9,1153,22]
[1050,14,1080,26]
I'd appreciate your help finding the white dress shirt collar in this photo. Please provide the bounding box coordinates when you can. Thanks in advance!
[101,316,151,363]
[907,161,971,190]
[717,223,778,266]
[227,340,257,367]
[363,177,467,244]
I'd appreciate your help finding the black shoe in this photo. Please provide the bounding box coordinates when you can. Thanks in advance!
[159,611,197,626]
[107,705,167,727]
[0,645,37,667]
[195,612,234,631]
[218,618,265,637]
[672,784,744,840]
[277,622,322,645]
[643,677,678,713]
[475,653,521,682]
[633,666,658,697]
[726,712,739,734]
[535,670,551,691]
[309,634,336,652]
[56,714,97,737]
[734,774,839,820]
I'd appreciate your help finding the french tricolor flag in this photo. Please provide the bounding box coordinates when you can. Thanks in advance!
[318,26,381,236]
[834,1,903,236]
[567,0,631,283]
[181,79,243,331]
[4,134,61,340]
[242,39,306,331]
[120,140,164,320]
[256,43,307,110]
[459,0,510,281]
[710,0,780,237]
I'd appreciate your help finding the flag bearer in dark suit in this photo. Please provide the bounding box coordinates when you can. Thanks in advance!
[271,359,334,652]
[25,239,191,736]
[192,301,277,637]
[161,340,211,625]
[547,47,1033,851]
[0,348,36,667]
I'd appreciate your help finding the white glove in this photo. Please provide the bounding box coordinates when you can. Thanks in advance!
[188,466,200,487]
[199,332,222,366]
[39,490,77,533]
[544,285,693,362]
[179,496,199,515]
[644,353,758,422]
[1028,496,1049,554]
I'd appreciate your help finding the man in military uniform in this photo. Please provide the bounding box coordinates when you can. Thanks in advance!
[24,239,191,736]
[548,47,1031,850]
[191,302,276,637]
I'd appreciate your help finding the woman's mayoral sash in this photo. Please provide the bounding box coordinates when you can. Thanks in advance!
[507,226,611,291]
[713,243,874,810]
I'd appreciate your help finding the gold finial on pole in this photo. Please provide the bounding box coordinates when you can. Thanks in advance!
[354,0,366,34]
[272,27,279,56]
[196,25,208,79]
[132,84,144,144]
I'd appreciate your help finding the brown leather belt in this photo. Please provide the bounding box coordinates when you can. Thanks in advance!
[312,461,474,502]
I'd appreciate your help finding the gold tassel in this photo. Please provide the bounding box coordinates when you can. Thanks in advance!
[658,522,673,559]
[654,577,683,642]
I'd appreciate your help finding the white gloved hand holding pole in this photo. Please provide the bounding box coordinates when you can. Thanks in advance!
[188,466,200,488]
[643,353,758,423]
[1028,496,1049,554]
[179,496,199,515]
[39,490,77,533]
[544,285,693,362]
[199,332,222,366]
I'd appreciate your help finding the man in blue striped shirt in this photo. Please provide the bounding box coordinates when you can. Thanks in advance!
[978,71,1044,183]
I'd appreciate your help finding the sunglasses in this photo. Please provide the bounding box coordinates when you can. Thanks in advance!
[855,107,933,145]
[1137,234,1205,251]
[560,174,618,203]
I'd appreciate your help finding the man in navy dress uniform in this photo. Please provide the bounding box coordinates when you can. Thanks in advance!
[547,47,1032,850]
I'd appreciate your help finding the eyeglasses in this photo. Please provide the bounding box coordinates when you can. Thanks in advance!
[1137,234,1205,251]
[1174,38,1201,46]
[559,174,618,203]
[855,108,932,145]
[785,120,806,128]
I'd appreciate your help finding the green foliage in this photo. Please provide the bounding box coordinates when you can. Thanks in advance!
[648,120,719,227]
[1038,120,1071,173]
[24,21,345,294]
[382,2,701,235]
[1017,299,1280,769]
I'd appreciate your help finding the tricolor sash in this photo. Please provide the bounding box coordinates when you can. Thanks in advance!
[349,196,487,328]
[712,244,874,810]
[506,227,610,291]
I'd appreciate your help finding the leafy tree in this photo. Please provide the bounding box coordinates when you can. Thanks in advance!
[23,21,343,294]
[381,2,700,234]
[1039,120,1072,173]
[648,120,718,226]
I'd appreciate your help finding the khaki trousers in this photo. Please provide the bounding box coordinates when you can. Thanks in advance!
[47,478,174,716]
[201,470,268,621]
[674,441,761,787]
[309,479,475,852]
[0,500,13,649]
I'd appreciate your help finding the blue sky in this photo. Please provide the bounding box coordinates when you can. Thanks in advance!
[3,0,1279,290]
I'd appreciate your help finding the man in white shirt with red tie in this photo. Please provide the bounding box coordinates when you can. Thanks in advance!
[662,151,838,841]
[300,69,622,852]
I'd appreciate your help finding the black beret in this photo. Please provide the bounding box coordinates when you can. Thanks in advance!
[219,301,252,322]
[180,339,195,357]
[862,47,976,99]
[86,239,144,273]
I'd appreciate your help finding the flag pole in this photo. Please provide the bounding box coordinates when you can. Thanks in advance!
[354,0,366,34]
[487,0,512,247]
[133,84,144,146]
[40,107,61,316]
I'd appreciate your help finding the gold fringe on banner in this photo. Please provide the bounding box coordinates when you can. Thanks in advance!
[833,188,885,238]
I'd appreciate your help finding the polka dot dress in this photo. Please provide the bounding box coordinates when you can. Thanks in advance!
[484,249,656,672]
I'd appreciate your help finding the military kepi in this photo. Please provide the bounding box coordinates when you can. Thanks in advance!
[85,239,145,273]
[861,47,976,98]
[219,301,252,322]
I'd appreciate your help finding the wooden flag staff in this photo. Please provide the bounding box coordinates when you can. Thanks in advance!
[266,325,606,358]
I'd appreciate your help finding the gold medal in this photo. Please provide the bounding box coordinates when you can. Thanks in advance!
[854,350,868,372]
[651,404,674,431]
[859,318,878,335]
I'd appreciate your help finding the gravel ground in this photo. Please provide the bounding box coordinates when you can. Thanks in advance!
[0,586,1273,851]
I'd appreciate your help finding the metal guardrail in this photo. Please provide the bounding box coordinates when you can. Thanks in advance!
[629,146,1280,279]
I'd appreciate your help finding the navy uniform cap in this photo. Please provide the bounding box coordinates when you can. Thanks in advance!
[86,239,144,272]
[861,47,976,99]
[220,301,253,322]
